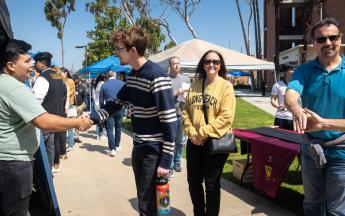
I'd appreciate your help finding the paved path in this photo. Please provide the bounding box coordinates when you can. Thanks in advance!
[53,126,296,216]
[235,90,276,116]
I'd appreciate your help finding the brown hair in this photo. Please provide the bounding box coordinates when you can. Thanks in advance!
[311,18,342,39]
[112,26,147,56]
[195,50,227,79]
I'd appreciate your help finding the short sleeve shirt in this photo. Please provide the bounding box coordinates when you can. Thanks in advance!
[271,80,292,120]
[0,74,46,161]
[288,57,345,159]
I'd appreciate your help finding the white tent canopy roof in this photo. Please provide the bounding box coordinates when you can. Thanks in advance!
[149,39,275,71]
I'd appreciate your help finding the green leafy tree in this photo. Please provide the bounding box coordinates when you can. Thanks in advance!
[44,0,75,67]
[85,0,128,65]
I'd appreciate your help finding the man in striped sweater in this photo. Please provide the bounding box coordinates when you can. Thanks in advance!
[90,27,177,216]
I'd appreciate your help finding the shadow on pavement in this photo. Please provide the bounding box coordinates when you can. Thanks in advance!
[129,197,186,216]
[79,133,98,139]
[122,158,132,166]
[79,143,108,155]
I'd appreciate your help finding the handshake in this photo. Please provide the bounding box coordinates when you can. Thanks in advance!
[76,114,93,131]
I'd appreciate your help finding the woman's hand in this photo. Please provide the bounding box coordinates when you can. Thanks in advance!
[191,134,204,145]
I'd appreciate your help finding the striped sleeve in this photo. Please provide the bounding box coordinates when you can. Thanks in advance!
[151,75,177,169]
[90,84,129,124]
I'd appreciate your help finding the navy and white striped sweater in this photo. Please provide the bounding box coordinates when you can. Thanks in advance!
[90,60,177,169]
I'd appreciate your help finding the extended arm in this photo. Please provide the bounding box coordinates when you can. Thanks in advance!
[285,89,307,133]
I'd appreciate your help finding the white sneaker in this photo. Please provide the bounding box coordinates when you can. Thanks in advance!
[66,146,74,152]
[100,135,107,140]
[52,167,61,173]
[116,146,122,152]
[105,149,116,157]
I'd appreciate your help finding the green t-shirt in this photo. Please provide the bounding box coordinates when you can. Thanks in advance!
[0,74,46,161]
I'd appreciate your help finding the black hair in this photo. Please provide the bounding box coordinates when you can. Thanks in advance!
[34,52,53,67]
[195,50,227,79]
[0,39,32,71]
[311,18,342,39]
[61,67,72,79]
[94,73,107,88]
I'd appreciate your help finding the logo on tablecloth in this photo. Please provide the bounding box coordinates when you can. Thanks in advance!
[265,155,272,181]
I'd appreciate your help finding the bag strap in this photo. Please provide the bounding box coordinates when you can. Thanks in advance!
[201,78,209,125]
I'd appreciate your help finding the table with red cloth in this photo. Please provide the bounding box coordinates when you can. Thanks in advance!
[233,127,302,198]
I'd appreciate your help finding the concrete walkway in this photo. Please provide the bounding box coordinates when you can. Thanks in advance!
[53,125,296,216]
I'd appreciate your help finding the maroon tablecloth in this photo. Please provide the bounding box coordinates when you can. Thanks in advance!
[233,128,300,198]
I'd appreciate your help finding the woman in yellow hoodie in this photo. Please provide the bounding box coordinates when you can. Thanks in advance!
[182,50,236,216]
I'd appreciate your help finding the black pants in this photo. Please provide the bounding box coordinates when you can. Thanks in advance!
[0,161,33,216]
[274,117,293,131]
[186,140,229,216]
[53,131,67,165]
[132,146,159,216]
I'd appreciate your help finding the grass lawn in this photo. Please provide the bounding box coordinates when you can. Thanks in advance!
[122,97,304,215]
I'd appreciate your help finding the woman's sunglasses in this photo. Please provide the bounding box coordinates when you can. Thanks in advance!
[315,34,341,44]
[204,59,221,65]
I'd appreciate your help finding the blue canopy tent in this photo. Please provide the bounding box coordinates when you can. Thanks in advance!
[79,55,131,78]
[79,56,131,111]
[227,70,251,77]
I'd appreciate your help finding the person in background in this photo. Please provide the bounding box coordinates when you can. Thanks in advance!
[62,67,77,153]
[99,71,124,156]
[270,63,295,130]
[285,18,345,215]
[168,56,190,176]
[261,78,267,96]
[90,26,176,215]
[92,73,108,140]
[73,75,88,144]
[0,39,92,216]
[182,50,236,216]
[32,52,66,169]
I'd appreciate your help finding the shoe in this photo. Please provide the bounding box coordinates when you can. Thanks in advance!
[115,146,122,152]
[74,138,82,143]
[60,154,68,160]
[52,167,61,173]
[174,165,182,172]
[66,146,74,152]
[100,135,107,140]
[105,149,116,157]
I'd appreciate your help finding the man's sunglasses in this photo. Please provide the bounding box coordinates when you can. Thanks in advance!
[204,59,221,65]
[315,34,341,44]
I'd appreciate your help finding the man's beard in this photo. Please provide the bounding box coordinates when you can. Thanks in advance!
[321,45,339,59]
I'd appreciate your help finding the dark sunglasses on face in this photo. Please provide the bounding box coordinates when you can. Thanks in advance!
[114,46,126,52]
[204,59,221,65]
[315,34,341,44]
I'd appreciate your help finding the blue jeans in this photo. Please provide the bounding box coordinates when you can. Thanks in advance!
[105,109,123,150]
[171,116,184,170]
[302,146,345,216]
[67,128,74,147]
[42,131,54,168]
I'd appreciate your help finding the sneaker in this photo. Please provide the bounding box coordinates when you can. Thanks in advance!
[105,149,116,157]
[174,165,182,172]
[100,135,107,140]
[66,146,74,152]
[115,146,122,152]
[52,167,61,173]
[74,137,82,143]
[60,154,68,160]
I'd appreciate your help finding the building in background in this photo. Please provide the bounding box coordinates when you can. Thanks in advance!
[263,0,345,86]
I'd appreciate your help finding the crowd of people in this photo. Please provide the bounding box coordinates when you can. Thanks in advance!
[0,17,345,216]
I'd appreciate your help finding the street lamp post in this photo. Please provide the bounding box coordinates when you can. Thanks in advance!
[75,45,91,112]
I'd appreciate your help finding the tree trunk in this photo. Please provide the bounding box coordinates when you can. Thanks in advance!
[255,0,262,59]
[236,0,250,55]
[61,33,64,67]
[301,0,317,63]
[184,16,198,38]
[274,0,280,78]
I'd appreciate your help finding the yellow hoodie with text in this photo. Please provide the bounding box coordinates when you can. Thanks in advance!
[182,77,236,142]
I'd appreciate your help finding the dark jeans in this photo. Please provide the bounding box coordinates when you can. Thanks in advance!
[186,140,229,216]
[132,146,159,216]
[274,118,293,131]
[105,109,123,150]
[54,131,67,164]
[0,161,33,216]
[42,131,55,169]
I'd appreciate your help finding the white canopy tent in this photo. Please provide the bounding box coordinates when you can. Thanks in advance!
[149,39,275,72]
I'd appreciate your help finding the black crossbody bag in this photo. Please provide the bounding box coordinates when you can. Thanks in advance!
[201,78,237,154]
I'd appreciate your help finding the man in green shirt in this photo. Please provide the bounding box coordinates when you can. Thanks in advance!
[0,39,93,216]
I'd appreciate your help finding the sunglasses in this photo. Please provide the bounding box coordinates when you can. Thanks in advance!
[315,34,341,44]
[204,59,221,65]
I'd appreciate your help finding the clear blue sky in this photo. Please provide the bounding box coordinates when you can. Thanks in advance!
[6,0,262,72]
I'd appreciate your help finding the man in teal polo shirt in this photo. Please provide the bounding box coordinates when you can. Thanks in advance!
[0,39,92,216]
[285,18,345,215]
